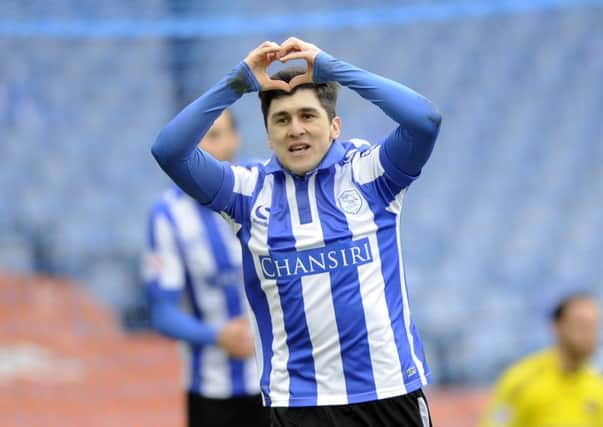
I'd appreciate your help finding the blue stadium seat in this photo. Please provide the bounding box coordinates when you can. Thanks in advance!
[0,0,601,383]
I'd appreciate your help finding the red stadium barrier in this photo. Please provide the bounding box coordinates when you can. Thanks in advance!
[0,274,183,426]
[0,273,491,426]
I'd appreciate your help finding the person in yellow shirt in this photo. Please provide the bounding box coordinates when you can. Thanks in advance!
[481,293,603,427]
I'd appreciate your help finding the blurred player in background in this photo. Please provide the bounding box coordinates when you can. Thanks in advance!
[143,110,269,427]
[152,37,441,427]
[480,293,603,427]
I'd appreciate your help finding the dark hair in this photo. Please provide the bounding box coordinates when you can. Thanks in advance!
[258,66,339,127]
[551,293,593,323]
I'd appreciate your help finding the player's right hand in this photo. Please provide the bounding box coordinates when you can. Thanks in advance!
[216,316,255,358]
[244,41,291,92]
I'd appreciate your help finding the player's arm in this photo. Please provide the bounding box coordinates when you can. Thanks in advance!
[279,37,442,178]
[143,204,218,346]
[147,288,218,345]
[151,42,287,209]
[144,204,255,357]
[147,288,254,357]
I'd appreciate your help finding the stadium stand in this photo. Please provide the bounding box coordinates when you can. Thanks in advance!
[1,0,601,390]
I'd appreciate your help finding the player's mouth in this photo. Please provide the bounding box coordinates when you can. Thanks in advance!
[288,142,310,155]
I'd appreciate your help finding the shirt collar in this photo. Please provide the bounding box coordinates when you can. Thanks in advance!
[263,140,347,175]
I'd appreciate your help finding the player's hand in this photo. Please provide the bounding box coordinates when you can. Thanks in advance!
[244,41,291,92]
[216,316,255,358]
[277,37,322,89]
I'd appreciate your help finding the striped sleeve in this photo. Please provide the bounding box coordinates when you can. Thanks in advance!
[213,164,261,232]
[143,203,185,291]
[351,143,417,205]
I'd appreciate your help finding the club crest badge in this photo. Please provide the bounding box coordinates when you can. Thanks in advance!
[337,189,362,214]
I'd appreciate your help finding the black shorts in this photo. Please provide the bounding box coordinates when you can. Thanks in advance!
[187,392,270,427]
[270,389,432,427]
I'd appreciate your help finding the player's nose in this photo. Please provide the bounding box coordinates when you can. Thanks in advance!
[287,117,306,137]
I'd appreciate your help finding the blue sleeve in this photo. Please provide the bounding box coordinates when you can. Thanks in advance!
[146,283,218,346]
[151,62,260,207]
[313,52,442,177]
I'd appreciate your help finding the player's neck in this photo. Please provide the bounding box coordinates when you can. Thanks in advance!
[557,348,584,373]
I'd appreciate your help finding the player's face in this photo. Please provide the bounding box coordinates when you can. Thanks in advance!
[199,111,240,162]
[266,88,341,176]
[556,298,600,361]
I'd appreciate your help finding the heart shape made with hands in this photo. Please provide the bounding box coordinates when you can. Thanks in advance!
[276,46,315,90]
[247,41,318,92]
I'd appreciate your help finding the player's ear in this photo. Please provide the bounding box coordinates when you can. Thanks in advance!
[329,116,342,140]
[267,139,273,149]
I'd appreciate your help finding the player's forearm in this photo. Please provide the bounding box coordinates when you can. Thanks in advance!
[147,291,218,346]
[152,61,257,164]
[314,52,441,138]
[151,62,258,204]
[314,52,441,176]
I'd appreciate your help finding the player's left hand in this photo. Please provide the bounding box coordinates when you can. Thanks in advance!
[277,37,321,89]
[245,41,292,92]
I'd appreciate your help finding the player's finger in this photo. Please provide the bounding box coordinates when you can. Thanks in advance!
[281,36,303,47]
[255,45,282,55]
[260,40,280,48]
[277,47,300,60]
[278,38,303,56]
[246,45,282,66]
[252,46,282,64]
[262,79,291,92]
[278,50,309,63]
[288,73,312,89]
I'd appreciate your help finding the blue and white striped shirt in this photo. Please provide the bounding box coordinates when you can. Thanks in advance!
[143,186,260,398]
[214,140,430,406]
[152,51,441,406]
